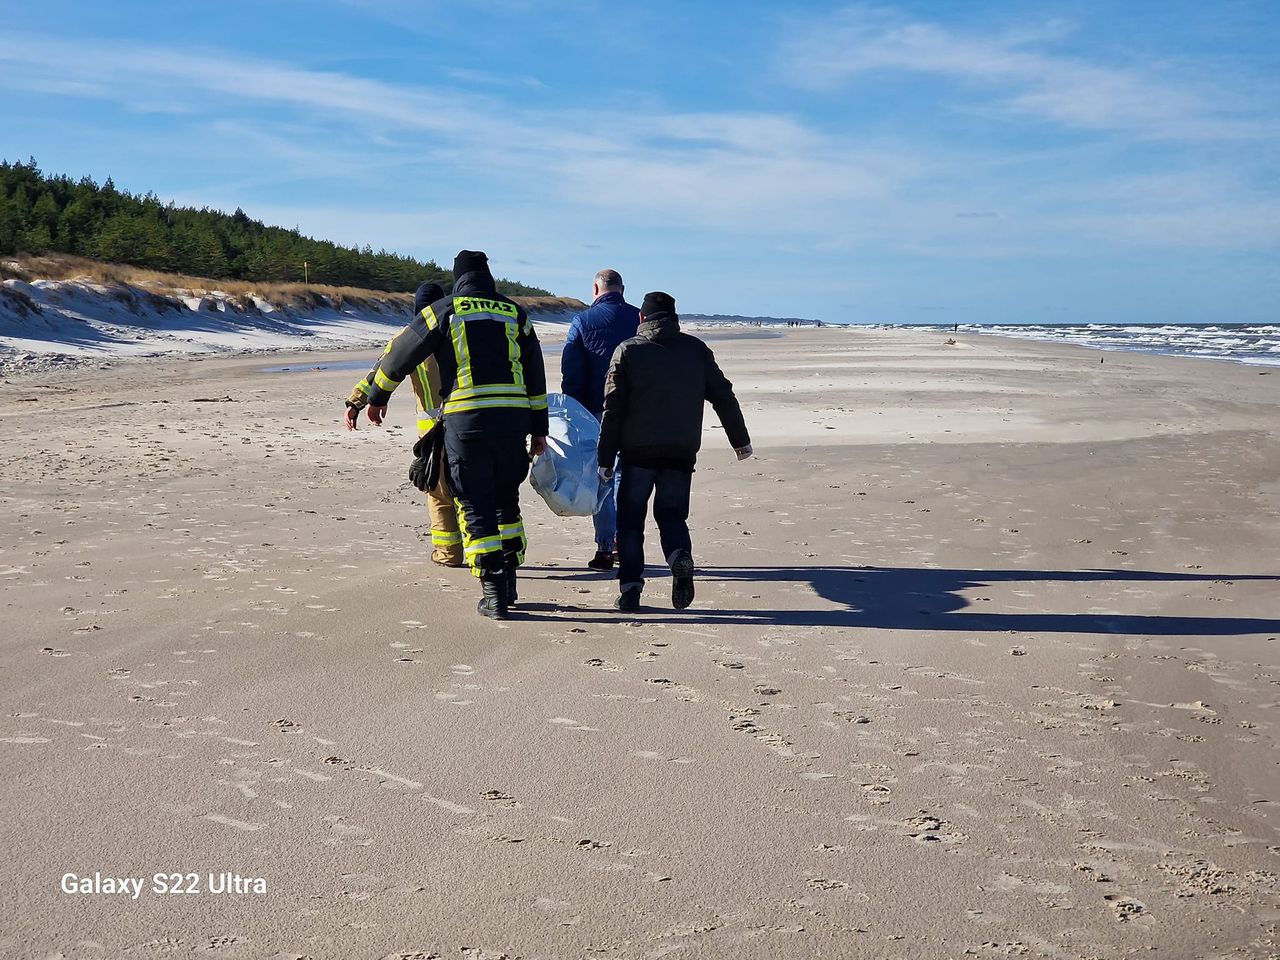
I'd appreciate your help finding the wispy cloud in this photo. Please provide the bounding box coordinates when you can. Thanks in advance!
[779,5,1277,141]
[0,31,924,237]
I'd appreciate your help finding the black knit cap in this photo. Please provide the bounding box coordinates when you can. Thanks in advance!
[640,291,676,318]
[413,281,445,313]
[453,249,490,277]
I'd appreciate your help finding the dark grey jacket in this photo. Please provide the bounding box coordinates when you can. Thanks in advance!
[598,312,750,472]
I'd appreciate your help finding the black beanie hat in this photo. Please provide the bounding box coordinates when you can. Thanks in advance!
[641,291,676,318]
[453,250,490,277]
[413,281,444,313]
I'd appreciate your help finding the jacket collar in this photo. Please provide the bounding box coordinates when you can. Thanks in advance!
[638,311,680,338]
[593,290,625,307]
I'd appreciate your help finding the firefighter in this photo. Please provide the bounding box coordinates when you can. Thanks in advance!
[344,281,463,567]
[347,251,548,619]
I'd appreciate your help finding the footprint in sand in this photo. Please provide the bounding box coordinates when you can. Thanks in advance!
[1104,894,1149,923]
[807,877,851,891]
[481,789,522,809]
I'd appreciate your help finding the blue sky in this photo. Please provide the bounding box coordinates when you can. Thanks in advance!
[1,0,1277,323]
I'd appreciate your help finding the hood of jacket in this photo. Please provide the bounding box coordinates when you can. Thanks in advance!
[453,268,498,297]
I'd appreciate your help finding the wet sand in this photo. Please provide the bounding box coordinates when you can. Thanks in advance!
[1,327,1278,959]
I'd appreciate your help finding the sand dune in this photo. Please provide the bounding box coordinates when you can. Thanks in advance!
[0,327,1277,959]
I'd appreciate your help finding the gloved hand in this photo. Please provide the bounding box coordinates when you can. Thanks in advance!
[408,455,430,492]
[598,465,615,482]
[735,444,753,461]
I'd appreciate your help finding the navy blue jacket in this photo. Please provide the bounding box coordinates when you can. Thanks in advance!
[560,291,640,416]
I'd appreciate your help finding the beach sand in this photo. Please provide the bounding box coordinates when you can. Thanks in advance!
[1,327,1277,959]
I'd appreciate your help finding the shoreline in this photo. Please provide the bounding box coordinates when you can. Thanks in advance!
[5,318,1279,386]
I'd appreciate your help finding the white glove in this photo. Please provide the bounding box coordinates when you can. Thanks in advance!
[735,444,753,461]
[598,466,615,482]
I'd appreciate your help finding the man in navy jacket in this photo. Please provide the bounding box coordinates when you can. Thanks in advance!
[561,268,640,569]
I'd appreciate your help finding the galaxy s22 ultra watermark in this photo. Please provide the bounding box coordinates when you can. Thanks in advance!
[60,871,266,900]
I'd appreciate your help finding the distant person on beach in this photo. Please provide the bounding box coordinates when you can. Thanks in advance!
[560,268,640,571]
[345,281,463,567]
[598,291,752,613]
[346,251,548,619]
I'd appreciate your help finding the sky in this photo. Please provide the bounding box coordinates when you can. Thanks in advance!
[1,0,1277,323]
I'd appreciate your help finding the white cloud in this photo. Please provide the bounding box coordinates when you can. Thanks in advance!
[780,5,1277,141]
[0,31,928,238]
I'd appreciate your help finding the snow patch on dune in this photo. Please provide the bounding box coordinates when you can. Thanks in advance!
[0,278,576,375]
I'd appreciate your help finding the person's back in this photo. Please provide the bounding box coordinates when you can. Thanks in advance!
[609,323,723,471]
[601,298,749,473]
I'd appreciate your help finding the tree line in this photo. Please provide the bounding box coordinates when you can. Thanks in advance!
[0,159,551,296]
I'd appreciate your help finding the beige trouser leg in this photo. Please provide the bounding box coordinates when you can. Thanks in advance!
[428,467,463,566]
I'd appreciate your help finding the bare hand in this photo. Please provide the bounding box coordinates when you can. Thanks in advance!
[366,404,388,426]
[735,444,753,461]
[530,436,548,457]
[343,406,359,431]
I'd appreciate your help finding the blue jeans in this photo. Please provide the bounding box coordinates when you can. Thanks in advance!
[616,465,692,590]
[594,464,618,551]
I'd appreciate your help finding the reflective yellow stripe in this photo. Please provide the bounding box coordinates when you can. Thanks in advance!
[505,320,525,389]
[453,296,518,318]
[499,519,527,566]
[528,393,548,411]
[450,318,473,389]
[421,305,438,331]
[417,415,437,432]
[353,378,372,396]
[381,338,394,355]
[449,383,529,402]
[464,536,503,556]
[374,369,401,391]
[432,530,462,546]
[443,396,532,414]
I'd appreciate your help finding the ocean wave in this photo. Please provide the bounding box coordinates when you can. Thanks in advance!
[925,323,1280,368]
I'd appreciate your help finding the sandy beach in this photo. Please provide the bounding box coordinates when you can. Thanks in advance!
[1,326,1277,959]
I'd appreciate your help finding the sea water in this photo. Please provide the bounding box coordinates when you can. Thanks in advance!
[908,323,1280,367]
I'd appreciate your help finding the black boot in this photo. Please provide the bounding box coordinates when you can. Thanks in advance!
[504,553,519,607]
[477,573,509,620]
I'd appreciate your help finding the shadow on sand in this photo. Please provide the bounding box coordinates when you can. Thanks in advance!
[518,565,1280,635]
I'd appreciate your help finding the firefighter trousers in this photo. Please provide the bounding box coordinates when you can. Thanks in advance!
[445,428,529,577]
[426,464,463,566]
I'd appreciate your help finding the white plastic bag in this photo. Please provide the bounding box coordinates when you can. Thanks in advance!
[529,393,601,517]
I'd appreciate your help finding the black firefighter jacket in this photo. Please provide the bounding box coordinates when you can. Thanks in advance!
[363,270,549,439]
[598,312,750,472]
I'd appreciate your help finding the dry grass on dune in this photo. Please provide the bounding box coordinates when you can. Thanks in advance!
[0,254,584,314]
[0,254,413,311]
